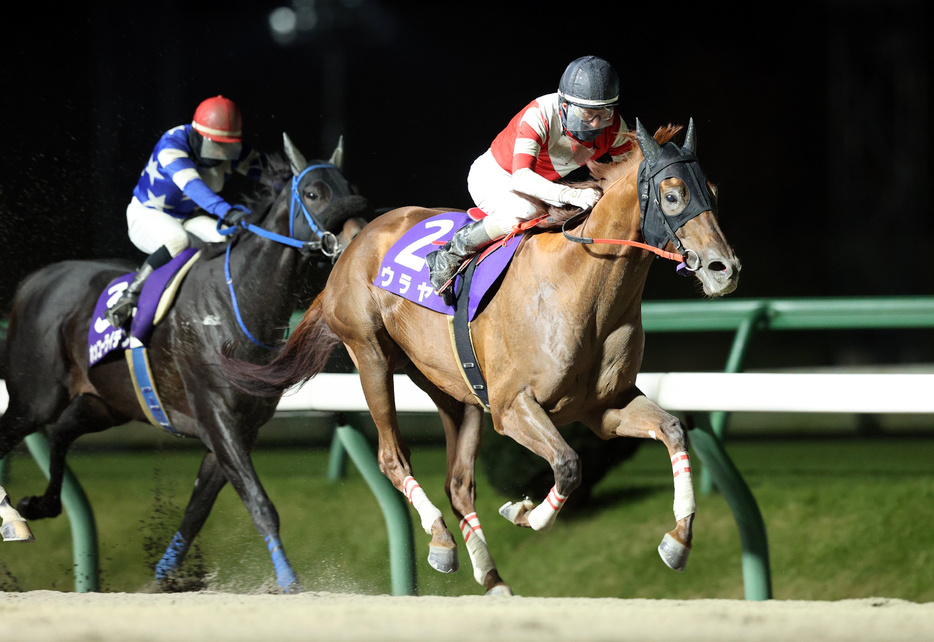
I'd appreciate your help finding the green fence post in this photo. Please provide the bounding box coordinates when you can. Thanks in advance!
[700,303,768,495]
[327,424,348,481]
[688,415,772,600]
[23,432,100,592]
[329,416,417,596]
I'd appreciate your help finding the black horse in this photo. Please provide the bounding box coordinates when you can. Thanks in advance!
[0,133,369,592]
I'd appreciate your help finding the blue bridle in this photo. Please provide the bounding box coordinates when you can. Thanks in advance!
[218,163,342,349]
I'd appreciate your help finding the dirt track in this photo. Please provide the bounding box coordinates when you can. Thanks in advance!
[1,591,931,641]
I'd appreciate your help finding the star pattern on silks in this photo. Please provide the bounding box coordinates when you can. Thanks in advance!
[142,190,172,211]
[142,156,163,184]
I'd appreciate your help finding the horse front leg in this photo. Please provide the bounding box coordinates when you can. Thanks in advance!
[190,400,299,593]
[588,392,694,572]
[494,391,581,532]
[154,451,228,589]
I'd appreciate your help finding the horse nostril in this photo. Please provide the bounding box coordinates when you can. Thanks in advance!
[708,260,728,274]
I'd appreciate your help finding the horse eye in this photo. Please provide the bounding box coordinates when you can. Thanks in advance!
[305,191,319,201]
[666,193,678,203]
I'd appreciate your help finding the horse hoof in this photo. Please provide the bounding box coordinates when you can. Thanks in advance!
[1,520,35,543]
[16,496,60,521]
[485,584,513,597]
[498,499,534,526]
[428,545,459,573]
[658,533,690,572]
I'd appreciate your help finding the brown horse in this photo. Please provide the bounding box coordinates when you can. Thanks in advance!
[226,119,740,595]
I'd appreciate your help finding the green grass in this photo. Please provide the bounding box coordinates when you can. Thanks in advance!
[1,436,932,601]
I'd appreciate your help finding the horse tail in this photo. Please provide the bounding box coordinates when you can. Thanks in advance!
[223,293,340,397]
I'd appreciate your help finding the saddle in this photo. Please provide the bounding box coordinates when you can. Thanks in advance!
[374,210,535,409]
[87,248,201,435]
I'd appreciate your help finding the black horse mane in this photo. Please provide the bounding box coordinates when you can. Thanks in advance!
[240,152,294,219]
[195,153,294,260]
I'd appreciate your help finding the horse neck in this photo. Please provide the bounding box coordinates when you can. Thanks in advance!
[541,172,651,330]
[225,206,311,326]
[584,170,642,243]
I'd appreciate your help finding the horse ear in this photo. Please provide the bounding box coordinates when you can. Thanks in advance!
[683,117,697,154]
[328,135,345,170]
[283,132,309,176]
[635,118,661,165]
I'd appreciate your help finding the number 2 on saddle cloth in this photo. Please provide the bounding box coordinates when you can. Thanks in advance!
[373,210,528,408]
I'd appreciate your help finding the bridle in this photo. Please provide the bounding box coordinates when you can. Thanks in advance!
[561,211,685,263]
[217,163,345,349]
[286,163,343,259]
[561,119,714,277]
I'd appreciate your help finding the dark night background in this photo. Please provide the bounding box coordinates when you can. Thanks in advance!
[1,0,931,369]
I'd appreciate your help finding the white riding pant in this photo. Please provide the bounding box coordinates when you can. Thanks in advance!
[467,150,542,239]
[126,196,226,257]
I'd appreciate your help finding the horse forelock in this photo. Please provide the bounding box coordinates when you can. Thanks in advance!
[240,152,294,220]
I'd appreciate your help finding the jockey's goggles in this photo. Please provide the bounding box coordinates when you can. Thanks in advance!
[200,137,242,161]
[564,103,615,132]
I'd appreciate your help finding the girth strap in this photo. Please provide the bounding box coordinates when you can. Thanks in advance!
[448,258,491,409]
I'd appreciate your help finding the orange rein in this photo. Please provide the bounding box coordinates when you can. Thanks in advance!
[500,212,684,263]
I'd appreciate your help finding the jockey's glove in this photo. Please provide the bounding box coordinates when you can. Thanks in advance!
[562,187,601,210]
[224,204,252,226]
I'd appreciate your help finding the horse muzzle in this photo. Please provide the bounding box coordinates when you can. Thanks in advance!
[694,250,741,297]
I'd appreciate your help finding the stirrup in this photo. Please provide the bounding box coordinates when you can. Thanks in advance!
[435,278,456,306]
[106,297,136,329]
[428,257,459,305]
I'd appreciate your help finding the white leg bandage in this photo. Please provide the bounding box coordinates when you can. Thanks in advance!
[0,488,32,542]
[402,476,443,534]
[459,512,496,585]
[0,490,19,522]
[671,451,696,521]
[527,485,567,531]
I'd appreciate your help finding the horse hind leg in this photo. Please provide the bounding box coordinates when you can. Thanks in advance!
[0,485,35,542]
[153,451,228,590]
[590,394,694,573]
[441,401,512,596]
[402,474,458,573]
[406,365,510,593]
[357,355,458,574]
[16,394,118,521]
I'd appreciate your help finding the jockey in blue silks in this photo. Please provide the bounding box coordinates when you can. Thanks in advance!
[106,95,267,328]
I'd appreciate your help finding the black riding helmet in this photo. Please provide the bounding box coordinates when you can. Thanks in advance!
[558,56,620,142]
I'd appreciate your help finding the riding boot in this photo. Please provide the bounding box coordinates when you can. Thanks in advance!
[425,220,496,305]
[105,262,156,328]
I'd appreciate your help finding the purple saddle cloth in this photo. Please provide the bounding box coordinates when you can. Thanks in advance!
[373,211,523,320]
[88,248,198,367]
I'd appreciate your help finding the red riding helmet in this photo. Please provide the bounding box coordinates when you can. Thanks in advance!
[191,95,243,143]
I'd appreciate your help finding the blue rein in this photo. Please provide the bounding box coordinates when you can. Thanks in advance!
[218,163,340,350]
